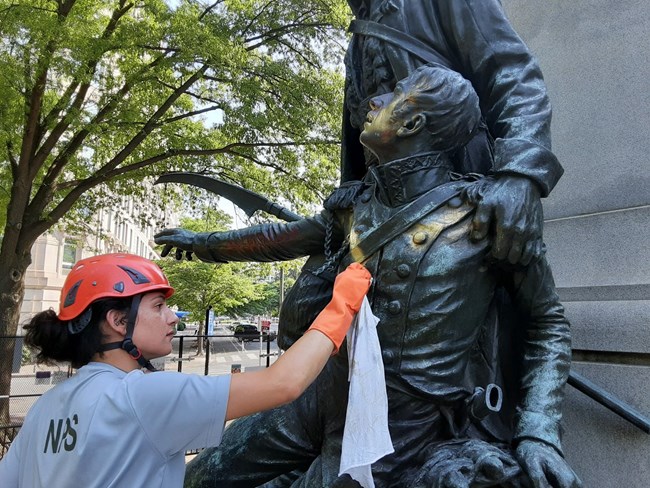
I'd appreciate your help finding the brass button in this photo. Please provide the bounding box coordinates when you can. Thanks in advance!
[396,264,411,278]
[354,224,367,234]
[413,232,428,244]
[388,300,402,315]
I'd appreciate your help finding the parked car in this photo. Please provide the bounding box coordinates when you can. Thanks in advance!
[233,324,277,342]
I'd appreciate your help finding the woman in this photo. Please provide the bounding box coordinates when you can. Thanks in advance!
[0,253,370,487]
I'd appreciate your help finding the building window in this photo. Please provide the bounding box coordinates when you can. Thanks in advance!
[62,240,77,270]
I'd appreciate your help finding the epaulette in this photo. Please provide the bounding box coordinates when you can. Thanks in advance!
[323,181,369,211]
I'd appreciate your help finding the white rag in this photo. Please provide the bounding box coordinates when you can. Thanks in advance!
[339,296,394,488]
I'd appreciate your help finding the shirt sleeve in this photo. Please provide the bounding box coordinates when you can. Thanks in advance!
[0,429,22,487]
[507,255,572,453]
[193,213,330,264]
[436,0,564,196]
[125,372,231,457]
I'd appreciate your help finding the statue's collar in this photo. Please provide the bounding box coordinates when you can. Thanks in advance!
[349,0,401,20]
[368,152,454,207]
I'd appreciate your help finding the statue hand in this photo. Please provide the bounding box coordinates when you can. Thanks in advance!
[465,175,544,266]
[516,440,583,488]
[414,439,521,488]
[434,456,510,488]
[154,228,197,261]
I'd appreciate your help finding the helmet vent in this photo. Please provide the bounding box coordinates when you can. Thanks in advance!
[67,308,92,334]
[118,265,151,285]
[114,282,125,293]
[63,280,83,307]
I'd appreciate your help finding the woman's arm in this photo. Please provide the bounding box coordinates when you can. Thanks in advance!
[226,329,335,420]
[225,263,371,420]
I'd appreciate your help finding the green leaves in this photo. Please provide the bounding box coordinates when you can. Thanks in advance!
[158,258,260,318]
[157,209,261,318]
[0,0,350,244]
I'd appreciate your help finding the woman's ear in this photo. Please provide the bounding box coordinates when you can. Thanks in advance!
[397,113,426,138]
[104,310,127,337]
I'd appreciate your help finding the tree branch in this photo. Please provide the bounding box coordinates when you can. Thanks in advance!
[25,54,169,222]
[96,65,209,172]
[157,81,220,105]
[240,0,274,37]
[198,1,225,21]
[136,44,180,54]
[202,74,231,84]
[56,139,339,191]
[276,35,321,69]
[245,25,331,62]
[4,0,76,258]
[6,142,17,176]
[29,64,209,227]
[220,153,322,202]
[29,1,136,180]
[26,138,330,242]
[244,21,330,44]
[155,105,223,127]
[39,78,79,133]
[0,4,57,19]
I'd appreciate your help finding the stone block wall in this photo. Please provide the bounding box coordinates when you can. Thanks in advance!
[502,1,650,485]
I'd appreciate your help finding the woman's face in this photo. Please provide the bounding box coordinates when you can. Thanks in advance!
[131,292,178,359]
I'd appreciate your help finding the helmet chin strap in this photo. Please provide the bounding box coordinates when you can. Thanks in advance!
[101,294,156,372]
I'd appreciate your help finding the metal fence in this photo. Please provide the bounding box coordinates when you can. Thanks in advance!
[0,329,279,459]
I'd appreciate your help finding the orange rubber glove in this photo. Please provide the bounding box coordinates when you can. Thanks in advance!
[308,263,372,354]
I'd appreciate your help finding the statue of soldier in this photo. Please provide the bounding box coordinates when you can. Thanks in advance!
[162,0,563,349]
[283,0,557,351]
[341,0,561,265]
[157,64,581,487]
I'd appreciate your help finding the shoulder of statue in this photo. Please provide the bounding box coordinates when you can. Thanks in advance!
[323,180,370,212]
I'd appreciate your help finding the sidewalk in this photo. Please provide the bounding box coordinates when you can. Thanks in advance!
[166,347,279,376]
[166,326,280,375]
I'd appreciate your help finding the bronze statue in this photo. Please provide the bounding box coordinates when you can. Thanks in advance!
[154,2,584,485]
[160,0,561,352]
[156,64,580,487]
[161,0,560,266]
[341,0,560,266]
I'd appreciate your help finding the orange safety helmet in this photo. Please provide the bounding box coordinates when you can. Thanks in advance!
[58,253,174,321]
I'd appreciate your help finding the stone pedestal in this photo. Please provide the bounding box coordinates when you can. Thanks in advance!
[502,1,650,485]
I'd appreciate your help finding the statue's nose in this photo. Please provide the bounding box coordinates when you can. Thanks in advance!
[368,97,383,111]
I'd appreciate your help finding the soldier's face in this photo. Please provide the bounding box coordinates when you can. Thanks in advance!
[360,82,413,156]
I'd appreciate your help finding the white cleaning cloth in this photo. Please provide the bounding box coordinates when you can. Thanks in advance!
[339,296,394,488]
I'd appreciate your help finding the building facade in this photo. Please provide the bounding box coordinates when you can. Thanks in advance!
[19,195,176,330]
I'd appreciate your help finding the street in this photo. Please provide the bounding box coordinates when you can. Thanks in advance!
[172,326,280,357]
[168,330,281,376]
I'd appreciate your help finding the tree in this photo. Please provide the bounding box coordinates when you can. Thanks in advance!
[159,258,264,353]
[156,211,269,354]
[227,260,301,317]
[0,0,349,434]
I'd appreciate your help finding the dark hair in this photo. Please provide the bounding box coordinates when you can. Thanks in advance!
[392,64,482,151]
[24,297,131,369]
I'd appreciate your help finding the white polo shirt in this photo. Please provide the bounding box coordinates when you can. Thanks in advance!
[0,362,230,487]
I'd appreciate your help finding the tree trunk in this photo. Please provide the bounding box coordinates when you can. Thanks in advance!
[0,250,32,449]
